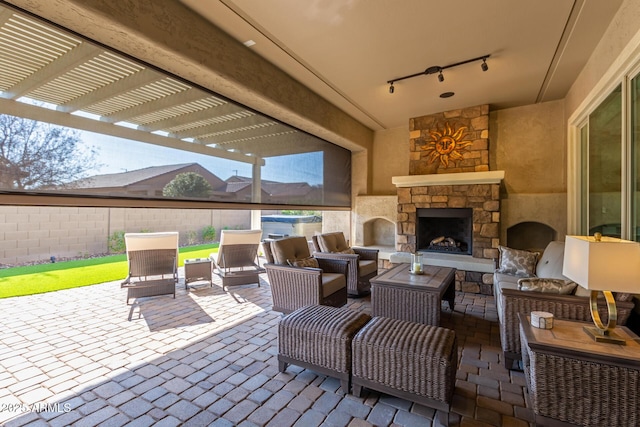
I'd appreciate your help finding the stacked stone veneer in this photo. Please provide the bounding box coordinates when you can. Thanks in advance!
[396,184,500,258]
[410,104,489,175]
[396,183,500,295]
[395,104,500,295]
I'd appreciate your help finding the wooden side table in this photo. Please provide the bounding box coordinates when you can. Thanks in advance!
[518,313,640,427]
[184,258,213,289]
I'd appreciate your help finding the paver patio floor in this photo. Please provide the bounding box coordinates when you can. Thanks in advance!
[0,271,533,426]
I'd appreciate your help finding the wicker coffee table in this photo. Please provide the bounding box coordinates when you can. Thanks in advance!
[371,263,455,326]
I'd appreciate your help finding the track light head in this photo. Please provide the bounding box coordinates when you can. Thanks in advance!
[389,83,394,94]
[438,71,444,82]
[481,58,488,72]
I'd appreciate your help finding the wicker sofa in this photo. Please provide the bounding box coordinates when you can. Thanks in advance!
[494,240,636,369]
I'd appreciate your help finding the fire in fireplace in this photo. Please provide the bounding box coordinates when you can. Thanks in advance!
[416,208,473,255]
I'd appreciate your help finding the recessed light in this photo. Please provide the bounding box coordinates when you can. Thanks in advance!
[243,40,256,47]
[440,92,455,98]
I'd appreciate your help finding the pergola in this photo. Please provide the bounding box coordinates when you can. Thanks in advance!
[0,5,331,206]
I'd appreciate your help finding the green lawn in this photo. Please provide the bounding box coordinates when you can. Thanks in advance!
[0,244,219,299]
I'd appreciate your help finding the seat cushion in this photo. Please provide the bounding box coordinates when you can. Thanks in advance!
[358,259,377,277]
[317,232,350,253]
[321,272,346,298]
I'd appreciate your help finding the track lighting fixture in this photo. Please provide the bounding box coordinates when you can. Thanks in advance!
[386,54,490,94]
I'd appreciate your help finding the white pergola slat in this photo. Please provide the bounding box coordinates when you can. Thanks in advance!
[0,4,316,163]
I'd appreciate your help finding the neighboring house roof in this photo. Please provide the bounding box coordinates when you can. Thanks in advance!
[225,175,314,197]
[68,163,200,188]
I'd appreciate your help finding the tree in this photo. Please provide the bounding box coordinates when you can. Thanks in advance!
[163,172,213,198]
[0,114,99,190]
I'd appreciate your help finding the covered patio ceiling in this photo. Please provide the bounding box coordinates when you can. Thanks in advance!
[0,4,326,166]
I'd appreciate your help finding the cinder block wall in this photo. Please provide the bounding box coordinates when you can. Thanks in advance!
[0,207,250,266]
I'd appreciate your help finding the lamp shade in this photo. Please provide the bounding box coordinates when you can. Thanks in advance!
[562,235,640,293]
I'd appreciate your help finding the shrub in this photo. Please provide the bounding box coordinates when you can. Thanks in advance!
[185,230,197,246]
[201,225,216,242]
[108,230,126,254]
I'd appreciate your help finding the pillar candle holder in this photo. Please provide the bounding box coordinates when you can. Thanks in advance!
[410,252,424,275]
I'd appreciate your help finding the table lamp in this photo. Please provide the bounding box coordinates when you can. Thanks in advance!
[562,233,640,345]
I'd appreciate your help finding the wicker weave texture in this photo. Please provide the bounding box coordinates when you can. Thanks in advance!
[352,317,457,404]
[266,263,347,314]
[279,305,371,373]
[524,348,639,426]
[372,285,440,326]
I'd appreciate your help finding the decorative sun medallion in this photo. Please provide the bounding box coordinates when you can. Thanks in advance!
[420,122,473,167]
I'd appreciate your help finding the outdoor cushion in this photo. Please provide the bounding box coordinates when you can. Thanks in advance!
[517,278,577,294]
[358,259,378,277]
[535,241,566,279]
[288,256,320,269]
[322,273,347,298]
[270,237,311,265]
[497,246,538,277]
[317,232,350,253]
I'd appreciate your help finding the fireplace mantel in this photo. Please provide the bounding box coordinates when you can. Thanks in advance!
[393,171,505,187]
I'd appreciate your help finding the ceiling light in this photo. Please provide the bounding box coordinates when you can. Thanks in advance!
[386,54,490,94]
[243,40,256,47]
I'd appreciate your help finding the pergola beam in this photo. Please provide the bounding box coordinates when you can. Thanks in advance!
[0,98,264,165]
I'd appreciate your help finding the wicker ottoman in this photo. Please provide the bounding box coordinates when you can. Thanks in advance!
[352,316,457,420]
[278,305,371,392]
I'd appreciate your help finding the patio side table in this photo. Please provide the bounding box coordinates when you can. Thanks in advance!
[184,258,213,289]
[519,313,640,427]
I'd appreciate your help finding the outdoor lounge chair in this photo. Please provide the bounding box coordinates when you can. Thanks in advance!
[263,236,349,314]
[210,229,266,291]
[121,232,179,320]
[312,231,379,296]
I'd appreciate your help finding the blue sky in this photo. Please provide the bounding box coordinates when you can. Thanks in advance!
[86,132,324,185]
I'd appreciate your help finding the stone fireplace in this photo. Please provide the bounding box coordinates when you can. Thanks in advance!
[391,171,503,294]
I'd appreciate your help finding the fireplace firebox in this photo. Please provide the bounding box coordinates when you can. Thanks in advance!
[417,208,473,255]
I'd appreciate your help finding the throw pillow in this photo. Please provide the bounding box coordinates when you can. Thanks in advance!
[287,256,320,269]
[497,246,538,277]
[337,248,355,255]
[574,286,591,297]
[517,278,577,295]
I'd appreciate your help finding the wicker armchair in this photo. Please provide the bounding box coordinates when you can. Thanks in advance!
[311,232,378,296]
[263,236,349,314]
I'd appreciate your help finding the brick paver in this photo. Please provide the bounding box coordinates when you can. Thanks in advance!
[0,269,532,426]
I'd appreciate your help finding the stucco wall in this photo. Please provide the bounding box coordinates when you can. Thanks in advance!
[565,0,640,119]
[371,125,409,194]
[490,100,567,241]
[0,207,250,266]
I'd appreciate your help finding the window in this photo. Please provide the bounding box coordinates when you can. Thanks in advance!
[570,68,640,241]
[0,4,351,209]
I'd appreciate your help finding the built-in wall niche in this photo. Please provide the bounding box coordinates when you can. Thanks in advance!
[506,221,556,252]
[417,208,473,255]
[363,218,395,247]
